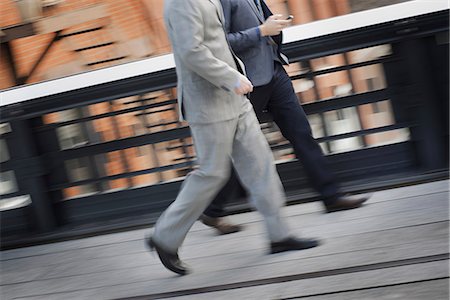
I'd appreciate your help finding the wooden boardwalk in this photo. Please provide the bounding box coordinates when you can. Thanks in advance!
[1,180,448,300]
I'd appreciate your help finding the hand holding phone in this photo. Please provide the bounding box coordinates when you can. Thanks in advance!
[260,15,292,36]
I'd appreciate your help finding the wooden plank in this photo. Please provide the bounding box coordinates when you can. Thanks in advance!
[2,220,446,285]
[1,183,447,261]
[1,192,447,274]
[1,199,447,277]
[223,189,449,229]
[8,260,447,300]
[1,182,448,299]
[167,268,449,300]
[286,279,449,300]
[33,5,109,35]
[365,180,449,204]
[1,237,447,299]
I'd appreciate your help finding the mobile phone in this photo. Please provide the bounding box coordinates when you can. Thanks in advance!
[286,15,294,20]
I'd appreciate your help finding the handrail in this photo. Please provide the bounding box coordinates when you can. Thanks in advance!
[282,0,448,43]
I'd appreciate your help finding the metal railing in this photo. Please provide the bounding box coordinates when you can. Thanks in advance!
[0,3,448,247]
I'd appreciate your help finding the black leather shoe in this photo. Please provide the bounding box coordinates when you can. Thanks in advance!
[200,214,243,235]
[270,237,320,254]
[325,194,370,213]
[145,236,190,275]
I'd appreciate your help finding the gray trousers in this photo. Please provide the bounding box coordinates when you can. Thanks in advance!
[153,102,291,253]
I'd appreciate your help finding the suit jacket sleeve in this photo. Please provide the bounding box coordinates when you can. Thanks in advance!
[166,0,241,91]
[221,0,262,53]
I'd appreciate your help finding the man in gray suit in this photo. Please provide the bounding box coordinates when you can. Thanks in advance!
[146,0,319,276]
[201,0,369,235]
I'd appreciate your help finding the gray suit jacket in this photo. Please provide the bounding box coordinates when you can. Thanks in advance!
[220,0,289,87]
[164,0,249,124]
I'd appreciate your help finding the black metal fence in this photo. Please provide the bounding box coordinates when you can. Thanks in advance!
[0,9,448,248]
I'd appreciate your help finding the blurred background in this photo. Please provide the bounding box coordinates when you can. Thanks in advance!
[0,0,448,248]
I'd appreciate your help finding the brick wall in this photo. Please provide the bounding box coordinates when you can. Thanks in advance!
[2,0,399,89]
[0,0,162,88]
[350,0,412,12]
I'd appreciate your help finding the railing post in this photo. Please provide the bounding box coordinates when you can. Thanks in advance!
[8,119,56,232]
[387,37,448,170]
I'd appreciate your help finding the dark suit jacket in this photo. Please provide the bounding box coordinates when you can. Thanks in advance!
[220,0,289,87]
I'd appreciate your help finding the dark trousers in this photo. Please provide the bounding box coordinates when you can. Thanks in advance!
[204,63,340,217]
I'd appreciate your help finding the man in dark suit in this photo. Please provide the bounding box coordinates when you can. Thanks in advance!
[200,0,369,234]
[148,0,320,276]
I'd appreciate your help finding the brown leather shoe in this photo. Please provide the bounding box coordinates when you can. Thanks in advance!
[200,214,242,235]
[325,194,370,213]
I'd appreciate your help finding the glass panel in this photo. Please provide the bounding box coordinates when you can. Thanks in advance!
[292,78,316,104]
[42,112,61,125]
[63,185,100,200]
[0,195,31,211]
[348,45,392,63]
[57,124,89,149]
[329,137,364,153]
[316,70,352,100]
[351,64,387,93]
[60,136,197,199]
[0,139,10,162]
[365,129,410,147]
[324,108,362,132]
[274,149,295,162]
[324,107,364,153]
[318,142,329,155]
[292,48,390,103]
[103,151,130,190]
[284,62,309,77]
[311,54,346,71]
[129,174,160,188]
[46,89,182,150]
[91,116,119,143]
[0,123,11,135]
[307,114,325,139]
[260,122,294,162]
[64,158,98,197]
[0,171,18,195]
[359,100,396,129]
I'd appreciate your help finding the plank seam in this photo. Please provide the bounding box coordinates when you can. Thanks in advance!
[280,277,450,300]
[111,254,449,300]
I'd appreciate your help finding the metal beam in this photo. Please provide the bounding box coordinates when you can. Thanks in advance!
[0,22,35,43]
[19,31,61,85]
[33,4,108,35]
[1,42,20,84]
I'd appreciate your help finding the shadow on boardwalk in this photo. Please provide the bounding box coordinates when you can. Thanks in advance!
[1,180,449,300]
